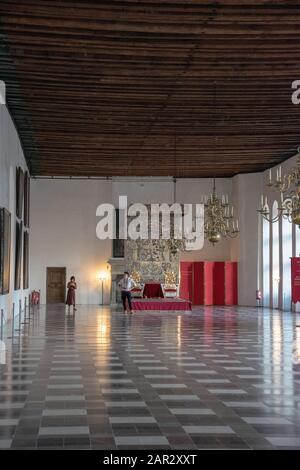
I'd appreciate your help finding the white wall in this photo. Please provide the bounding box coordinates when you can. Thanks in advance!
[228,151,300,308]
[0,105,29,322]
[30,179,113,305]
[232,172,263,306]
[112,177,232,261]
[30,176,234,304]
[112,177,174,206]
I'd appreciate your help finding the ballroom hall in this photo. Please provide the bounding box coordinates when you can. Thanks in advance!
[1,1,300,453]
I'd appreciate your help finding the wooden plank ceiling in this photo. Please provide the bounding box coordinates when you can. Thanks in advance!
[0,0,300,177]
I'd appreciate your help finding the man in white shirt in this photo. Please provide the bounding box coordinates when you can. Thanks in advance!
[118,271,136,314]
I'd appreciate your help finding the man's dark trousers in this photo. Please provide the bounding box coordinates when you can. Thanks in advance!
[121,290,132,311]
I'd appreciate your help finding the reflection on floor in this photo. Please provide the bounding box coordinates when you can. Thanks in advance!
[0,304,300,449]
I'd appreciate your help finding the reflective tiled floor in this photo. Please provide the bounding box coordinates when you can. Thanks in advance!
[1,304,300,449]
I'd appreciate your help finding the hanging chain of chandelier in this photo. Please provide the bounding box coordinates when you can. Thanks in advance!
[202,178,239,245]
[258,148,300,226]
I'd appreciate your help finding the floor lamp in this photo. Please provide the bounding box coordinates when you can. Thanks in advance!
[98,274,106,306]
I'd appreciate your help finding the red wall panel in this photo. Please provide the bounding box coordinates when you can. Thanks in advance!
[179,262,193,301]
[180,261,237,306]
[204,262,214,305]
[213,262,225,305]
[193,262,204,305]
[225,262,238,305]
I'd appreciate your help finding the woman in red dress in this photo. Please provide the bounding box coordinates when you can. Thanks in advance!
[66,276,77,312]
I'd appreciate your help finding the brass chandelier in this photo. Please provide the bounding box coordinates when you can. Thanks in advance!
[258,148,300,226]
[203,178,239,244]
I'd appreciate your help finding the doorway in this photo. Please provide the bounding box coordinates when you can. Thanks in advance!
[46,267,66,303]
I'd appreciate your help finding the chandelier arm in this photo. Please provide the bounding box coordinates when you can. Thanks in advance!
[226,232,239,239]
[259,162,300,226]
[261,214,281,224]
[204,180,239,244]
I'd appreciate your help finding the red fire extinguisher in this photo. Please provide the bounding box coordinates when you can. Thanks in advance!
[256,290,262,301]
[31,290,40,305]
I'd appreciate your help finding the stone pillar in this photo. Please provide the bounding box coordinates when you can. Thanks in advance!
[111,274,117,306]
[107,258,125,305]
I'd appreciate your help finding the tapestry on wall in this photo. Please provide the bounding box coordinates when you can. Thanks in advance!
[124,205,181,283]
[125,238,180,283]
[16,167,24,220]
[15,221,23,290]
[0,208,11,295]
[23,231,29,290]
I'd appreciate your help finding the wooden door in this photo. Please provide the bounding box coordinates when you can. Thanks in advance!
[46,267,66,303]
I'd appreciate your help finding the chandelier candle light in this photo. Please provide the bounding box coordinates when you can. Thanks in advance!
[202,178,239,244]
[258,148,300,226]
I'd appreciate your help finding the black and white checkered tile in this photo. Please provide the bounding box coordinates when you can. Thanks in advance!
[0,304,300,449]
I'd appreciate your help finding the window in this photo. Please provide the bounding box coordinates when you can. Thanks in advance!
[282,217,292,310]
[272,201,280,308]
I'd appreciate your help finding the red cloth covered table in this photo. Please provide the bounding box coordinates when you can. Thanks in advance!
[143,283,164,298]
[132,298,192,311]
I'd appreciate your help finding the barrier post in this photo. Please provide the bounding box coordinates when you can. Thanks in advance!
[22,297,29,325]
[12,303,15,336]
[7,303,15,338]
[14,300,22,334]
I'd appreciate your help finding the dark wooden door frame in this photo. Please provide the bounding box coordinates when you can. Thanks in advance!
[46,267,66,304]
